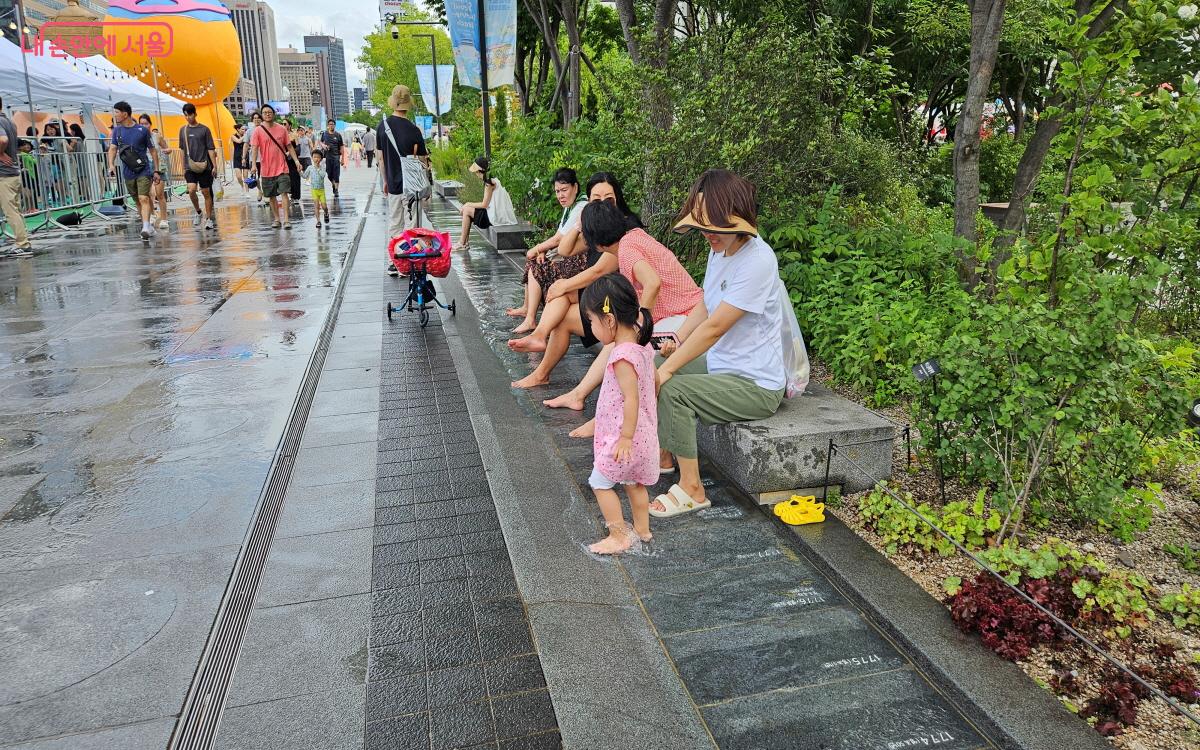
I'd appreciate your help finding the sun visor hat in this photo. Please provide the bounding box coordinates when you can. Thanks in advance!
[672,193,758,236]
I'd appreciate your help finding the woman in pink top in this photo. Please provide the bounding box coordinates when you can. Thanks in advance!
[579,274,659,554]
[541,200,703,416]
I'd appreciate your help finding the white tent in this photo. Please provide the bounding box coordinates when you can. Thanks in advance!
[0,38,184,115]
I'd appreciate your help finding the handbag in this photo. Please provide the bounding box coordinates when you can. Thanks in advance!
[114,127,148,173]
[184,126,209,173]
[382,119,430,199]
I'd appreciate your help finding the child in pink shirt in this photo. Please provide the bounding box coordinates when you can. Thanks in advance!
[580,274,660,554]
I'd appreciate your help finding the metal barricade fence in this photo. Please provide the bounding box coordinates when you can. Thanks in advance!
[4,135,229,236]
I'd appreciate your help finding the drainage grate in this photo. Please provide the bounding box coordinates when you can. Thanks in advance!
[167,206,371,750]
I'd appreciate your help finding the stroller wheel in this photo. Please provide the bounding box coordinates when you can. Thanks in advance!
[449,300,456,316]
[419,307,429,328]
[386,303,393,321]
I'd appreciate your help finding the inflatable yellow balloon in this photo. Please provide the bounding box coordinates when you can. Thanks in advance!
[103,0,241,101]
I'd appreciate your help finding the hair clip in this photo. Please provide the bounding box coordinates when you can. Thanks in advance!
[602,296,611,314]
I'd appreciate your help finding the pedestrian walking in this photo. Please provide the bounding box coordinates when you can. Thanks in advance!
[108,101,158,240]
[178,103,218,230]
[243,111,264,203]
[304,150,330,229]
[231,124,248,193]
[377,84,428,244]
[286,121,302,204]
[362,126,376,169]
[296,127,313,171]
[0,97,33,257]
[319,120,344,197]
[140,116,170,230]
[248,104,300,230]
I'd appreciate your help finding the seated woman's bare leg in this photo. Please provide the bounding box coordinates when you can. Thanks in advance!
[545,342,612,410]
[513,281,543,333]
[512,305,582,388]
[510,293,571,350]
[506,278,531,318]
[458,205,474,247]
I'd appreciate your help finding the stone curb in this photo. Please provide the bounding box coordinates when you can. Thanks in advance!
[767,508,1110,750]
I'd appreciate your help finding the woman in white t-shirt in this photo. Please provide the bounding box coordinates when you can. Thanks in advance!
[650,169,788,517]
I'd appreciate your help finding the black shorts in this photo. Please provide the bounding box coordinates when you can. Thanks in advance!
[184,169,214,189]
[471,208,492,230]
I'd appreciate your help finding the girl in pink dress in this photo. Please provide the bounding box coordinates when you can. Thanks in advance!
[580,274,660,554]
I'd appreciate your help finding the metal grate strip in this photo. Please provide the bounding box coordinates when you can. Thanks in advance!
[167,204,372,750]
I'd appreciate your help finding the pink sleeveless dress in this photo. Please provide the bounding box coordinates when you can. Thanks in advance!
[592,342,660,486]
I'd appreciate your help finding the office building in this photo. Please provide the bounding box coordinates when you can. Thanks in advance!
[303,33,349,117]
[223,76,257,117]
[352,86,368,113]
[229,0,282,104]
[280,46,332,123]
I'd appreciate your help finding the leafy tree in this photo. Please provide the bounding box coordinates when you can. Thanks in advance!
[358,7,454,114]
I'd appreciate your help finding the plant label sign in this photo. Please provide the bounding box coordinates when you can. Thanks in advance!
[913,358,941,382]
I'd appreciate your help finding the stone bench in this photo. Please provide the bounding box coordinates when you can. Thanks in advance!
[483,222,536,253]
[698,382,894,503]
[434,179,463,199]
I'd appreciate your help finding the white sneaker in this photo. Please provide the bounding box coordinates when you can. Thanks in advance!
[158,219,169,230]
[204,217,215,230]
[192,214,202,227]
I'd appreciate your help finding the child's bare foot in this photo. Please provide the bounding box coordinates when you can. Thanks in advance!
[633,525,652,543]
[508,335,547,353]
[505,307,526,318]
[568,418,596,438]
[544,392,585,410]
[589,532,632,555]
[512,372,549,389]
[512,320,536,335]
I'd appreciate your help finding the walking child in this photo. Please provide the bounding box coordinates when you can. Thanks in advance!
[581,274,659,554]
[305,150,330,229]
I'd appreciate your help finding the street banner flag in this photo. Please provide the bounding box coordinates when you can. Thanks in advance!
[444,0,516,89]
[415,64,455,115]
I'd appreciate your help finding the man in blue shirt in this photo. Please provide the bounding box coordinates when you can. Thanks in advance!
[106,100,158,239]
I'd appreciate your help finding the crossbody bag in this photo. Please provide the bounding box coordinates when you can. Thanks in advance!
[184,125,210,173]
[382,120,430,199]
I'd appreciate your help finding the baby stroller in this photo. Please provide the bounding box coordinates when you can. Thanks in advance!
[386,228,456,328]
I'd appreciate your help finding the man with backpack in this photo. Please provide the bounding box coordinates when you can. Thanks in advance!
[107,100,158,240]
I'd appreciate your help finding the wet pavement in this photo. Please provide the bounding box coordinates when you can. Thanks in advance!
[0,168,376,747]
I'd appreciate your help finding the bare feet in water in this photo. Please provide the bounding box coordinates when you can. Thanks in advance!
[512,372,549,389]
[508,335,547,353]
[543,392,585,411]
[505,307,526,318]
[589,531,632,555]
[512,320,535,335]
[568,418,596,438]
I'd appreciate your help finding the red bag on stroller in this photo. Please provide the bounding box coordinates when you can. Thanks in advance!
[388,228,453,278]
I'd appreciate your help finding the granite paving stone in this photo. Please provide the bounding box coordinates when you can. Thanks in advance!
[366,312,560,749]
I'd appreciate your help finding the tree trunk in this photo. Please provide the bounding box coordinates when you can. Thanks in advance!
[952,0,1008,286]
[640,0,678,221]
[613,0,641,63]
[559,0,583,126]
[994,0,1124,251]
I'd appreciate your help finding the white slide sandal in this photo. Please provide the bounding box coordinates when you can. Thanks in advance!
[650,484,711,518]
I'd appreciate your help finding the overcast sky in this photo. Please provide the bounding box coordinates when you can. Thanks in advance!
[271,0,413,92]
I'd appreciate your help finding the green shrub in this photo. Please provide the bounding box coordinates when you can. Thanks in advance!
[858,483,999,556]
[1161,584,1200,631]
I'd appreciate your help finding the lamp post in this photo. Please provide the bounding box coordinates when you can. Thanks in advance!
[413,33,442,142]
[7,1,38,137]
[381,14,475,151]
